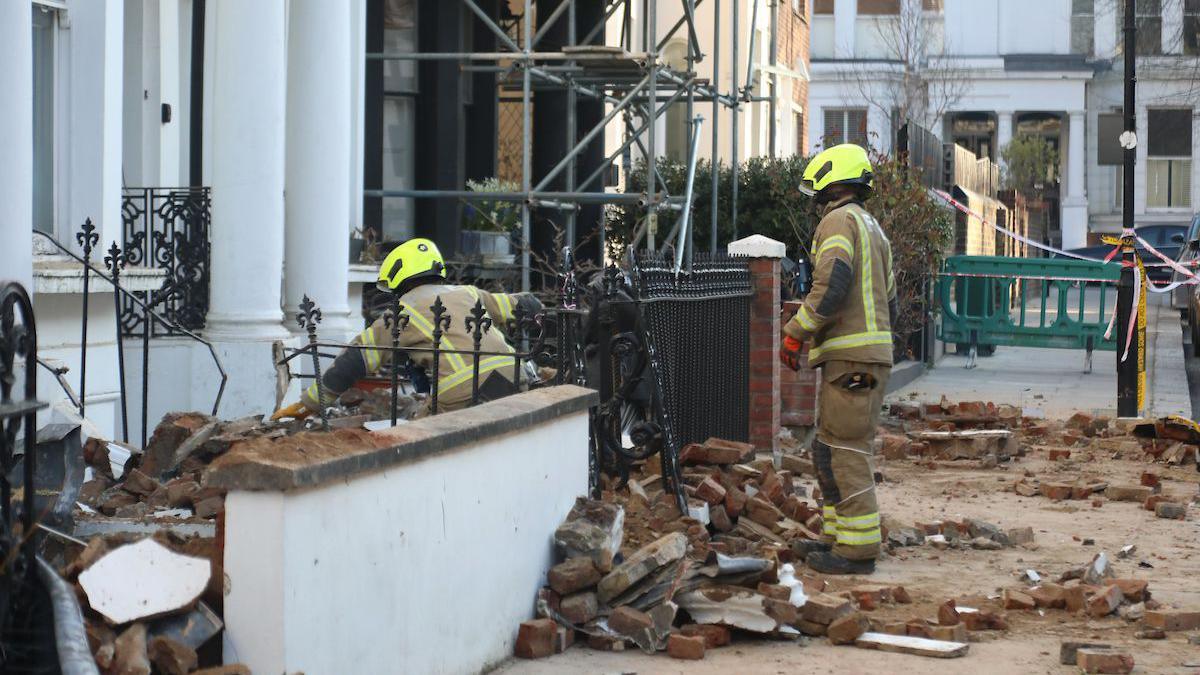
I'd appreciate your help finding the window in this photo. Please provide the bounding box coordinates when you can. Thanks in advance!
[824,108,868,147]
[1119,0,1162,56]
[381,0,417,240]
[795,111,805,155]
[1186,0,1200,55]
[1146,109,1192,209]
[857,0,900,14]
[1097,112,1124,166]
[1071,0,1094,56]
[32,5,56,234]
[814,0,833,13]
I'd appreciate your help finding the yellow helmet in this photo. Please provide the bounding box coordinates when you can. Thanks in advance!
[799,143,874,198]
[377,238,446,291]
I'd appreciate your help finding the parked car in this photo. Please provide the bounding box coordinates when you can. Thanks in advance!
[1059,224,1188,283]
[1172,214,1200,311]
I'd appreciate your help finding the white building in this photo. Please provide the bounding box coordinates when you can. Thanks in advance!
[2,0,371,440]
[807,0,1200,249]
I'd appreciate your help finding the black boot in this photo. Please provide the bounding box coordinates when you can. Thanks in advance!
[790,539,832,560]
[806,551,875,575]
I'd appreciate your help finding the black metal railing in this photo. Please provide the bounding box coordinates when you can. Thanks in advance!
[34,223,228,450]
[121,187,211,337]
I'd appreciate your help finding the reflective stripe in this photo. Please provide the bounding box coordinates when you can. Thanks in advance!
[360,328,382,372]
[808,330,893,361]
[850,211,877,332]
[837,512,880,529]
[305,382,337,407]
[795,306,819,332]
[464,286,480,301]
[885,245,896,296]
[835,529,882,546]
[400,302,468,372]
[817,234,853,260]
[495,294,514,322]
[822,506,838,534]
[437,355,514,393]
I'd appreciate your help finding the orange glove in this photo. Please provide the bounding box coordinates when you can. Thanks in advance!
[270,401,312,421]
[779,335,804,371]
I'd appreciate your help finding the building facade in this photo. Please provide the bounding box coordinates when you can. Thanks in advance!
[808,0,1200,249]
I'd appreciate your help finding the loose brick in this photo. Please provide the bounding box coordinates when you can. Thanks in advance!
[585,634,625,651]
[1006,526,1035,545]
[905,620,933,638]
[1076,647,1134,674]
[709,504,733,532]
[1060,640,1111,665]
[1155,502,1187,520]
[696,478,727,506]
[1112,578,1149,603]
[757,583,791,601]
[1064,585,1088,613]
[1143,609,1200,631]
[1143,494,1174,511]
[892,585,913,604]
[679,624,730,649]
[548,557,602,596]
[1003,589,1036,611]
[796,619,827,636]
[881,622,908,636]
[1027,583,1067,609]
[1088,585,1123,618]
[826,612,871,645]
[937,600,960,625]
[553,625,574,654]
[515,619,557,659]
[1048,448,1071,461]
[559,592,599,625]
[1040,483,1074,500]
[1140,471,1161,488]
[667,633,706,660]
[928,623,967,642]
[608,606,653,637]
[801,593,854,625]
[1014,481,1039,497]
[724,486,748,519]
[1105,485,1153,502]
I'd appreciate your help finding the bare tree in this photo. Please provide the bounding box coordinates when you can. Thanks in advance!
[835,0,969,141]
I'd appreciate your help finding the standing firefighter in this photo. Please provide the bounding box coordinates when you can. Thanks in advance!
[272,238,541,420]
[780,144,896,575]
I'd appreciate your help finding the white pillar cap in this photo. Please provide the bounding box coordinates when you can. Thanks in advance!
[727,234,786,259]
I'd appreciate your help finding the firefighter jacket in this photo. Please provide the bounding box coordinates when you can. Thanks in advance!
[301,284,542,413]
[783,195,897,368]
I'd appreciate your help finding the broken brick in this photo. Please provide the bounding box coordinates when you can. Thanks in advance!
[763,597,799,626]
[906,620,933,638]
[724,486,748,520]
[548,557,601,596]
[1155,502,1187,520]
[1143,494,1175,511]
[1040,483,1074,500]
[879,433,911,460]
[928,623,967,642]
[937,600,960,625]
[1144,610,1200,631]
[679,624,731,649]
[1087,585,1123,618]
[757,583,791,601]
[801,593,854,625]
[164,479,200,508]
[1006,526,1035,546]
[1014,481,1039,497]
[1048,449,1071,461]
[559,592,599,625]
[827,612,871,645]
[554,625,574,654]
[1075,647,1134,674]
[1140,471,1161,488]
[667,633,706,660]
[1065,585,1088,613]
[515,619,557,659]
[112,623,151,675]
[709,505,733,532]
[148,636,197,675]
[1027,583,1067,609]
[1060,640,1112,665]
[1003,588,1036,611]
[596,532,687,603]
[892,585,913,604]
[585,634,625,651]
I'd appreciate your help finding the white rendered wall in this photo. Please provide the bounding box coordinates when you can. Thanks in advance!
[222,411,590,675]
[0,1,33,288]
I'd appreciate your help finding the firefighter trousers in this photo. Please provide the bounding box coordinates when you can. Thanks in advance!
[813,360,890,561]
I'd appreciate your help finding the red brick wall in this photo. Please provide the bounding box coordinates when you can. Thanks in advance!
[776,0,811,155]
[747,258,781,453]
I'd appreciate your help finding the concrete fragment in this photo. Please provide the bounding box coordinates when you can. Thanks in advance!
[112,623,151,675]
[854,632,969,658]
[554,498,624,573]
[1083,551,1114,585]
[1076,647,1134,674]
[79,539,211,625]
[677,586,799,634]
[667,633,706,660]
[596,532,686,603]
[828,612,871,645]
[1143,609,1200,631]
[548,557,601,596]
[148,636,197,675]
[515,619,556,659]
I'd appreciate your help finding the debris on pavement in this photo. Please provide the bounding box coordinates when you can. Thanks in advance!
[78,538,210,625]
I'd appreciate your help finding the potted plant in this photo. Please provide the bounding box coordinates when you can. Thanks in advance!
[351,227,384,264]
[461,178,519,264]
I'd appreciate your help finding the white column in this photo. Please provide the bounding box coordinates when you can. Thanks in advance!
[996,111,1014,160]
[159,0,183,186]
[69,0,125,252]
[205,0,289,342]
[0,2,33,288]
[834,0,857,58]
[1062,110,1089,249]
[284,0,355,336]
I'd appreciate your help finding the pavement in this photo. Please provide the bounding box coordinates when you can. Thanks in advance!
[888,288,1192,419]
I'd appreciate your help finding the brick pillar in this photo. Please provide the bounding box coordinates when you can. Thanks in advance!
[729,235,786,454]
[781,300,818,428]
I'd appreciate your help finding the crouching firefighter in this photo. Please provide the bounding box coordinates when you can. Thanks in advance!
[272,238,542,420]
[780,144,896,575]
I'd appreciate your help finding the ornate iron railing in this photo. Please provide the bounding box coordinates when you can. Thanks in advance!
[120,187,211,337]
